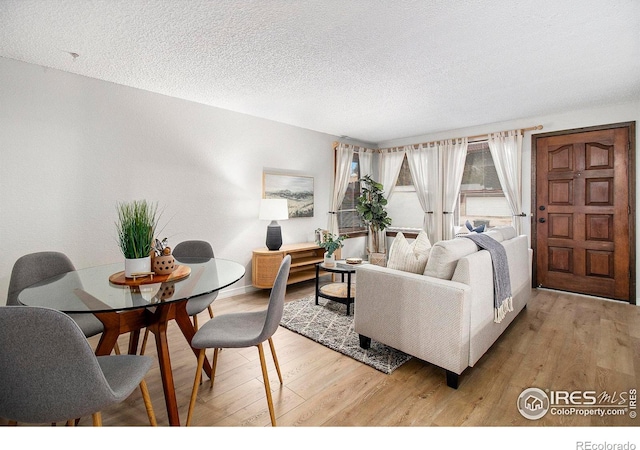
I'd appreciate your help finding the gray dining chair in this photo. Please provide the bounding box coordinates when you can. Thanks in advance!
[6,251,110,345]
[140,240,218,355]
[186,255,291,427]
[0,305,156,426]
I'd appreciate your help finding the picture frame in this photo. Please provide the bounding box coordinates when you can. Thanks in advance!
[263,171,314,218]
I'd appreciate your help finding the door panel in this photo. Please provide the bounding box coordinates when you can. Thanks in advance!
[534,125,633,302]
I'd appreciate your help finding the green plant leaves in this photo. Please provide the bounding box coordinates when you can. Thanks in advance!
[115,200,159,259]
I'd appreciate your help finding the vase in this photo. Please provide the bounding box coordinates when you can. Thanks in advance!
[324,252,336,267]
[153,254,176,275]
[124,256,151,278]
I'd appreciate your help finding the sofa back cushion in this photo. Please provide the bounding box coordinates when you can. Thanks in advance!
[387,231,432,274]
[423,237,478,280]
[493,225,517,241]
[483,229,504,242]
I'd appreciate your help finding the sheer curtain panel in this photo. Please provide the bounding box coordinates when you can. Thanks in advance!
[358,148,375,180]
[487,130,524,234]
[329,143,355,235]
[441,138,468,240]
[373,149,405,253]
[406,143,440,244]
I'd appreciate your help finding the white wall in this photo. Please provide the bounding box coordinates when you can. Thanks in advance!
[379,100,640,299]
[0,57,362,299]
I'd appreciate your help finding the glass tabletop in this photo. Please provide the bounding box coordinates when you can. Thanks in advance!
[17,257,246,313]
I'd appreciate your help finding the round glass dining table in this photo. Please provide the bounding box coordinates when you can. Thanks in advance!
[18,257,245,426]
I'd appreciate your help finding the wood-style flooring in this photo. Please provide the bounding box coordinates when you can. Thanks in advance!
[2,282,639,428]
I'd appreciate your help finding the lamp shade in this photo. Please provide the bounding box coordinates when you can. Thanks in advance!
[259,199,289,221]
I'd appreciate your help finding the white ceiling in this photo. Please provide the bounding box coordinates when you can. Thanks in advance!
[1,0,639,143]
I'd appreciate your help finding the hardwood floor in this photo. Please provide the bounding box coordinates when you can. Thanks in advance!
[2,282,639,430]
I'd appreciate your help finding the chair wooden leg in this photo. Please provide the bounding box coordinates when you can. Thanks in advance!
[186,348,206,427]
[267,337,283,384]
[210,348,219,388]
[257,343,276,426]
[139,379,157,426]
[66,419,75,426]
[193,314,198,331]
[7,420,17,426]
[114,341,121,355]
[207,305,214,319]
[92,412,102,426]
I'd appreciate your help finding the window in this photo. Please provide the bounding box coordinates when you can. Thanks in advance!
[457,141,511,229]
[394,154,414,190]
[337,152,366,234]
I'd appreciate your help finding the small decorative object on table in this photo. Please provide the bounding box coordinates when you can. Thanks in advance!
[315,228,347,268]
[152,237,176,275]
[346,257,362,265]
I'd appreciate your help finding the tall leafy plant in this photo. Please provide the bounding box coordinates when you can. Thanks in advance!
[356,175,392,253]
[115,200,159,259]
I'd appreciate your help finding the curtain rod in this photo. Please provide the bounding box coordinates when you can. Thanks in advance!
[378,124,544,152]
[333,124,543,153]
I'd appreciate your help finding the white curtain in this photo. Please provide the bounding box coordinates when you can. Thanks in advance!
[358,148,375,180]
[379,149,405,202]
[405,143,439,244]
[372,149,405,253]
[328,143,354,236]
[441,138,468,240]
[487,130,525,235]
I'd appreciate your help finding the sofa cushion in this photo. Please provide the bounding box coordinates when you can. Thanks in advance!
[483,229,504,242]
[387,231,432,274]
[494,225,517,240]
[423,237,478,280]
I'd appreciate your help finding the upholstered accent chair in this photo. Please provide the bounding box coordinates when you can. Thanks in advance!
[186,255,291,427]
[7,251,105,341]
[140,240,218,355]
[0,306,156,426]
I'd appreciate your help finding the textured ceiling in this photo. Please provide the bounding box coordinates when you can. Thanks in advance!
[1,0,639,143]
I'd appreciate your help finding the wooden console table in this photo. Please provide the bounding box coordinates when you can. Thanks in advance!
[252,242,340,289]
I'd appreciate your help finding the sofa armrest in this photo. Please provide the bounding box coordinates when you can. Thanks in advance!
[354,264,472,375]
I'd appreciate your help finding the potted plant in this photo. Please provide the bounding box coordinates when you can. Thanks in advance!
[356,175,392,266]
[315,228,347,267]
[115,200,159,277]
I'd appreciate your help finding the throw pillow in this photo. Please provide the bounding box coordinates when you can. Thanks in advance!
[387,231,432,274]
[465,220,485,233]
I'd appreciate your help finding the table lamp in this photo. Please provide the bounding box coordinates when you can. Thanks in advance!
[259,199,289,250]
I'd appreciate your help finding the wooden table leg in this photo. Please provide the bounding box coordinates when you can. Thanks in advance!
[148,303,181,426]
[93,311,124,356]
[173,300,212,378]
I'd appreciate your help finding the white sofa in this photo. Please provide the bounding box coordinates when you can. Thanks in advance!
[354,226,532,388]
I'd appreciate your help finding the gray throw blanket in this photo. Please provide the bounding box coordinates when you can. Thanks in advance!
[463,233,513,323]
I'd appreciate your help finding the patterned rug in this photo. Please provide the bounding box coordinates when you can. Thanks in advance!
[280,295,411,374]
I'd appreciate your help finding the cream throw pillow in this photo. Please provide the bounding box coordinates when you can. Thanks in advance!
[387,231,432,274]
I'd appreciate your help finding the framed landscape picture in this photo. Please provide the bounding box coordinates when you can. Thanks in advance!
[263,172,314,218]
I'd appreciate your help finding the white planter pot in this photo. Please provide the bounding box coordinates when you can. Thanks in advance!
[125,256,151,278]
[324,252,336,267]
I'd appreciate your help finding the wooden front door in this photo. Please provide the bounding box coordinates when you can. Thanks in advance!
[533,123,635,303]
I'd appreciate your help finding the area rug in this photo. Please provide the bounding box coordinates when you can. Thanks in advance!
[280,295,411,374]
